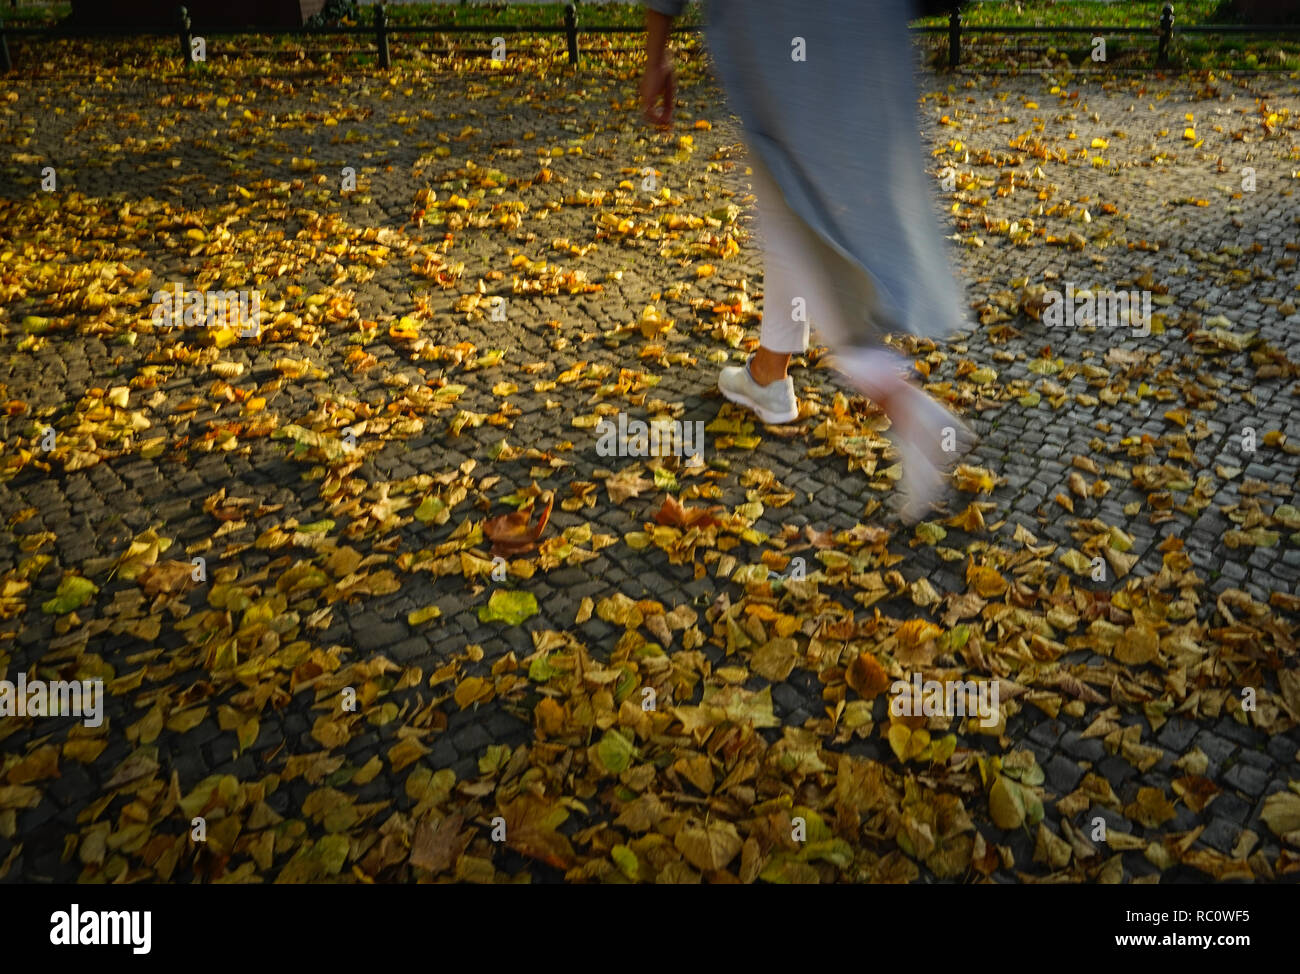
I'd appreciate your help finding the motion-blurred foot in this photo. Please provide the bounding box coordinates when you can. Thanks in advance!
[834,346,976,524]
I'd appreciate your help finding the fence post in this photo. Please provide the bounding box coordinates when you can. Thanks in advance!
[375,4,390,69]
[1157,4,1174,67]
[0,19,11,75]
[564,3,579,66]
[947,5,962,68]
[178,6,194,67]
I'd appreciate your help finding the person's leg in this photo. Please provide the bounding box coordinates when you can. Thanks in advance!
[716,156,808,423]
[742,163,974,520]
[750,155,812,370]
[835,345,974,522]
[721,154,974,508]
[748,347,791,387]
[762,204,974,520]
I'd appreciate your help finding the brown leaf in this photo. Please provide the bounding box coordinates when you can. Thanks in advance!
[654,495,722,529]
[502,795,575,869]
[1172,775,1220,814]
[1125,787,1177,828]
[138,559,195,596]
[1260,791,1300,838]
[1032,822,1072,869]
[845,652,891,700]
[1114,624,1159,665]
[484,492,554,557]
[751,637,799,682]
[604,470,655,504]
[5,745,59,785]
[673,819,742,873]
[410,813,469,874]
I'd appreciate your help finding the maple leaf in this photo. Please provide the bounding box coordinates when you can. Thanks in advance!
[409,813,470,874]
[604,469,655,504]
[501,795,575,870]
[653,495,722,529]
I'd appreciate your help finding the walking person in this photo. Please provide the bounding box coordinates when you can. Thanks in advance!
[641,0,974,522]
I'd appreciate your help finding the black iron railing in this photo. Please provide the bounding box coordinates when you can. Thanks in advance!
[2,3,1300,74]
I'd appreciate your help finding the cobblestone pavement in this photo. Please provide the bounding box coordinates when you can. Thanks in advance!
[1,38,1299,883]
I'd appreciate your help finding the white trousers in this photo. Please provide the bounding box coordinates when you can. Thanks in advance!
[749,151,910,383]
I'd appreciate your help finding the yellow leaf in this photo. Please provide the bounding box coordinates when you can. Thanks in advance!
[989,775,1026,829]
[673,820,742,873]
[454,676,490,709]
[888,723,931,763]
[408,606,442,626]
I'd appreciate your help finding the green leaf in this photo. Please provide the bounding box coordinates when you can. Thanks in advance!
[477,589,538,626]
[989,774,1025,829]
[596,729,635,773]
[478,744,511,776]
[1274,505,1300,531]
[414,494,447,524]
[803,838,853,868]
[940,624,971,652]
[528,653,558,682]
[273,424,349,460]
[41,574,99,614]
[930,733,958,765]
[915,521,947,545]
[759,853,821,884]
[314,834,350,875]
[709,204,741,224]
[611,844,639,881]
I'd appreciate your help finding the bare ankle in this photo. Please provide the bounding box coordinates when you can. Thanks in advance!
[748,351,790,387]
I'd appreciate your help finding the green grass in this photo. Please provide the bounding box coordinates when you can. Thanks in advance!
[4,1,72,24]
[910,1,1300,70]
[380,3,699,30]
[912,1,1223,28]
[380,2,1300,71]
[6,1,1297,71]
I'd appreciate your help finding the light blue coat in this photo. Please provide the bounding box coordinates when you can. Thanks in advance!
[645,0,965,346]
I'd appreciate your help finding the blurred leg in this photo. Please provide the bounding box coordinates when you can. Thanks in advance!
[756,155,972,520]
[750,156,812,360]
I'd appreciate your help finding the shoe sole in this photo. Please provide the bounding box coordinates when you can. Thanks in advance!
[718,382,799,425]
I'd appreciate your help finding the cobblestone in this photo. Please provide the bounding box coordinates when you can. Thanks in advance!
[0,39,1296,886]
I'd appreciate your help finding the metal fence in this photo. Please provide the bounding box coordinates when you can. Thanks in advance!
[2,2,1299,74]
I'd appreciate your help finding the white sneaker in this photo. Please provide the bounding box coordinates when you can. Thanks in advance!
[894,434,946,525]
[718,357,799,425]
[834,347,975,524]
[891,388,977,523]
